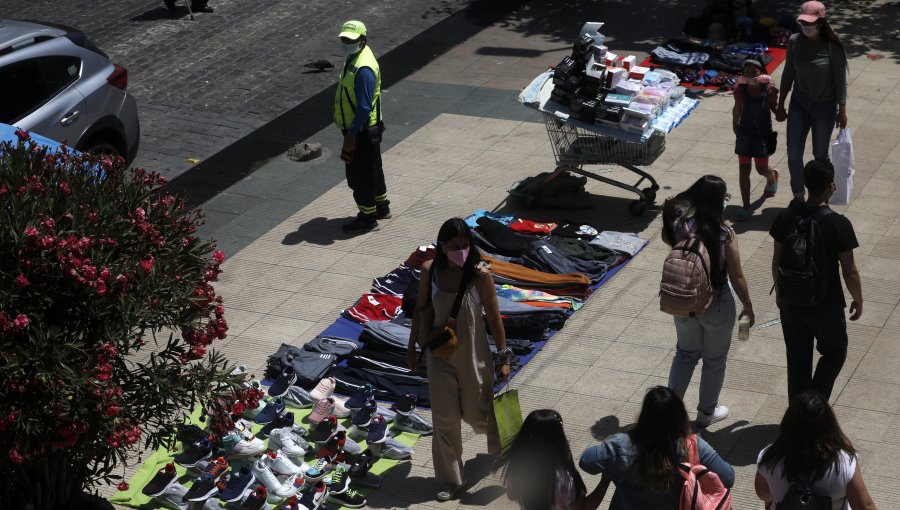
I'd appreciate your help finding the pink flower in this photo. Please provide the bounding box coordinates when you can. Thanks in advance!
[212,250,225,263]
[24,226,39,237]
[0,185,7,195]
[13,275,29,288]
[96,373,110,382]
[139,255,155,273]
[41,217,55,230]
[105,405,121,417]
[134,207,146,221]
[14,128,30,142]
[95,279,107,296]
[8,447,24,464]
[12,314,29,330]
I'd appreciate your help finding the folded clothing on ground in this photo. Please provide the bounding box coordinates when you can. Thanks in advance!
[522,239,612,283]
[483,255,592,299]
[497,297,568,337]
[359,320,415,354]
[464,209,515,228]
[372,266,421,297]
[342,294,403,324]
[404,245,435,270]
[508,219,558,234]
[546,235,621,264]
[476,217,529,257]
[496,284,584,311]
[331,365,430,407]
[589,231,647,257]
[303,335,361,357]
[266,344,337,386]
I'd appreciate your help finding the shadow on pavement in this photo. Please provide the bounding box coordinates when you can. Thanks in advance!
[130,6,188,22]
[493,192,659,236]
[701,420,780,467]
[591,414,630,441]
[281,216,358,246]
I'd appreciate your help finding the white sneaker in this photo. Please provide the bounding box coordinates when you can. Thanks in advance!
[270,428,308,458]
[310,377,336,401]
[332,396,352,419]
[250,458,283,493]
[695,405,729,428]
[263,449,303,478]
[265,473,304,503]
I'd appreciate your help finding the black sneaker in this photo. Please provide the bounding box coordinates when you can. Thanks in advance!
[346,449,376,478]
[191,2,214,12]
[327,487,367,508]
[142,462,178,497]
[257,411,294,439]
[390,393,417,416]
[375,202,391,220]
[183,473,218,502]
[163,0,176,11]
[342,214,378,233]
[176,424,206,445]
[174,438,212,468]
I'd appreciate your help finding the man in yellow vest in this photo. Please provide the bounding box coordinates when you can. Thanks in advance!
[334,20,389,233]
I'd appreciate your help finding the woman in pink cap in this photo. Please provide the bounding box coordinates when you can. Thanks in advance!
[775,1,849,203]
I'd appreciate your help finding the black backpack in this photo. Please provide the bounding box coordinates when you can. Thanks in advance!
[776,207,833,306]
[777,483,832,509]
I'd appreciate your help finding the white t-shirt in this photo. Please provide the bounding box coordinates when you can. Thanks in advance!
[757,445,857,510]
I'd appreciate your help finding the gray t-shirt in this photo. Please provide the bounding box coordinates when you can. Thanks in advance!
[781,33,848,104]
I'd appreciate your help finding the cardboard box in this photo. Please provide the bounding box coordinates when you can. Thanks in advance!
[619,113,649,133]
[629,66,651,80]
[604,51,619,67]
[603,93,632,106]
[605,67,626,88]
[621,55,636,71]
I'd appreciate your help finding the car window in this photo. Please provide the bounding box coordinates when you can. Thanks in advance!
[0,56,81,123]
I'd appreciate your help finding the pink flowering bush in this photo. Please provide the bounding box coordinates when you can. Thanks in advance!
[0,131,258,509]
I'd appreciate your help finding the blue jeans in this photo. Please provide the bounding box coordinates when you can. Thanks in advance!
[668,285,737,414]
[786,96,838,196]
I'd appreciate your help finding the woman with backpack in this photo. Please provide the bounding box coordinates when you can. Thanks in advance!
[775,1,849,202]
[756,390,877,509]
[661,175,754,428]
[407,217,511,502]
[579,386,734,509]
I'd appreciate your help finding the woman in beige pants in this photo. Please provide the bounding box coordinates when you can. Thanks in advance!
[408,217,511,502]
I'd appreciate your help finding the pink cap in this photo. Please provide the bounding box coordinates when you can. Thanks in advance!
[797,1,826,23]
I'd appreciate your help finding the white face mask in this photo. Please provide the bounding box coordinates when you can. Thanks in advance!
[800,25,819,37]
[342,41,362,55]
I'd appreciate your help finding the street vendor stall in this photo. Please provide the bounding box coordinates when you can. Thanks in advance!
[518,23,700,215]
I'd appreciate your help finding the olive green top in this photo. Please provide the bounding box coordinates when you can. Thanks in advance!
[780,33,848,105]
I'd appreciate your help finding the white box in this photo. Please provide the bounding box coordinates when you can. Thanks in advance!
[604,51,619,67]
[580,22,605,45]
[621,55,636,71]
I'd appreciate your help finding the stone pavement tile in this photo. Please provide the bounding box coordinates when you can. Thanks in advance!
[300,272,373,302]
[513,359,592,393]
[592,343,670,375]
[383,137,485,167]
[835,378,900,415]
[218,259,319,293]
[885,306,900,330]
[884,414,900,447]
[729,334,788,367]
[350,230,427,258]
[616,317,678,349]
[667,154,734,176]
[855,348,900,385]
[229,238,294,265]
[383,173,444,197]
[857,255,900,283]
[865,473,900,510]
[448,162,514,188]
[222,284,293,315]
[855,439,900,480]
[552,392,626,427]
[567,312,635,343]
[508,383,565,416]
[721,359,789,396]
[237,314,315,346]
[217,334,276,377]
[571,366,649,401]
[424,181,494,205]
[327,252,402,279]
[535,335,611,367]
[277,244,350,271]
[863,327,900,356]
[269,294,345,324]
[222,309,264,338]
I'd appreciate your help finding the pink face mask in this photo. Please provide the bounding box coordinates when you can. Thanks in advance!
[446,247,469,268]
[736,74,771,85]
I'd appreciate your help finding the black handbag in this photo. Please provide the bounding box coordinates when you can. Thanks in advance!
[766,130,777,156]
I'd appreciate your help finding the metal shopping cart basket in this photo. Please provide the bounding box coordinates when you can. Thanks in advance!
[542,111,663,215]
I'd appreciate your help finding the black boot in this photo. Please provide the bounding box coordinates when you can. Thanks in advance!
[375,200,391,220]
[164,0,176,11]
[191,1,214,12]
[343,213,378,234]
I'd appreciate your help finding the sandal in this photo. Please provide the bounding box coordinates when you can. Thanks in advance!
[764,167,779,197]
[733,207,751,221]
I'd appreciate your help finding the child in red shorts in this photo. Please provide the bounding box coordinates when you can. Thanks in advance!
[732,59,780,221]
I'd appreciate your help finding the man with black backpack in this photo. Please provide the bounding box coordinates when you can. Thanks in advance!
[770,159,862,400]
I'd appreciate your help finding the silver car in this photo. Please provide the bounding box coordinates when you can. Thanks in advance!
[0,19,140,164]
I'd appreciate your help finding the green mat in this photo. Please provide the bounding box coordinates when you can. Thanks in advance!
[111,405,419,510]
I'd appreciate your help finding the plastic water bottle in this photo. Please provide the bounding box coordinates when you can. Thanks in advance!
[738,316,751,342]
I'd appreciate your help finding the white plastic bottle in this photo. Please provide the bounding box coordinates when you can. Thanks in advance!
[738,316,750,342]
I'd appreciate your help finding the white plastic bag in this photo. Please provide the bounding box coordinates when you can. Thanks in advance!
[831,128,855,205]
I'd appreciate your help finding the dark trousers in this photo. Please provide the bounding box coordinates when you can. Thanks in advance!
[780,304,848,400]
[345,129,387,216]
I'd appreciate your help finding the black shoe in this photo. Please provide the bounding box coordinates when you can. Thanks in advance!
[327,487,367,508]
[176,424,206,445]
[342,215,378,234]
[191,3,214,12]
[164,0,176,11]
[375,201,391,220]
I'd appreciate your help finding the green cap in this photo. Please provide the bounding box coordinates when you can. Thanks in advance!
[339,20,367,40]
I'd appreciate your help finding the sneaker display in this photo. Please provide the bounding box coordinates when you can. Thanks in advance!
[303,458,330,483]
[269,427,308,458]
[366,415,389,444]
[223,429,266,459]
[280,496,301,510]
[308,415,338,443]
[349,470,381,488]
[258,411,295,439]
[309,377,336,401]
[345,383,375,410]
[332,396,352,419]
[174,438,213,468]
[297,480,328,510]
[393,410,433,436]
[326,463,350,495]
[327,487,367,508]
[369,436,413,460]
[266,474,304,504]
[263,449,303,478]
[176,424,206,445]
[254,397,287,424]
[183,457,229,501]
[202,498,227,510]
[695,405,730,428]
[250,458,283,493]
[284,385,316,408]
[239,486,268,510]
[390,393,417,416]
[142,462,179,497]
[351,399,377,428]
[267,366,298,398]
[154,481,189,510]
[308,398,336,426]
[316,430,346,462]
[217,466,256,503]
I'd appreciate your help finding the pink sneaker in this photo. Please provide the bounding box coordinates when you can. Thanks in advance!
[310,377,336,401]
[309,397,336,426]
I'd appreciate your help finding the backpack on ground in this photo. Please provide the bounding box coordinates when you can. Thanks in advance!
[777,483,832,510]
[679,434,732,510]
[660,235,713,317]
[507,169,593,210]
[776,207,833,306]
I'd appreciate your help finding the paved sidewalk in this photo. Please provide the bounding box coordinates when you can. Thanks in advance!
[113,0,900,508]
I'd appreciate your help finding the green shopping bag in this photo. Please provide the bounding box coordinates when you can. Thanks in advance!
[493,388,523,452]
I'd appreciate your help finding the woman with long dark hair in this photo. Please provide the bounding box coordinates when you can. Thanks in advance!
[494,409,595,510]
[662,175,754,427]
[579,386,734,509]
[407,217,510,502]
[756,391,877,509]
[776,1,849,201]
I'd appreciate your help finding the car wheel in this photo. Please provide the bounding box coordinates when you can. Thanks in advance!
[84,139,122,158]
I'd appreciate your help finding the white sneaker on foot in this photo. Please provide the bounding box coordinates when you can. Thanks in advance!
[695,405,729,428]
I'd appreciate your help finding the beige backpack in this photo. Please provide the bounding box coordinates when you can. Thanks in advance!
[660,235,713,317]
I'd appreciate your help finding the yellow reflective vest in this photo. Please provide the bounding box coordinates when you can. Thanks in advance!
[334,45,381,133]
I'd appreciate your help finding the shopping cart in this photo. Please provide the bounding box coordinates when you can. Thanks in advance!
[542,111,663,215]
